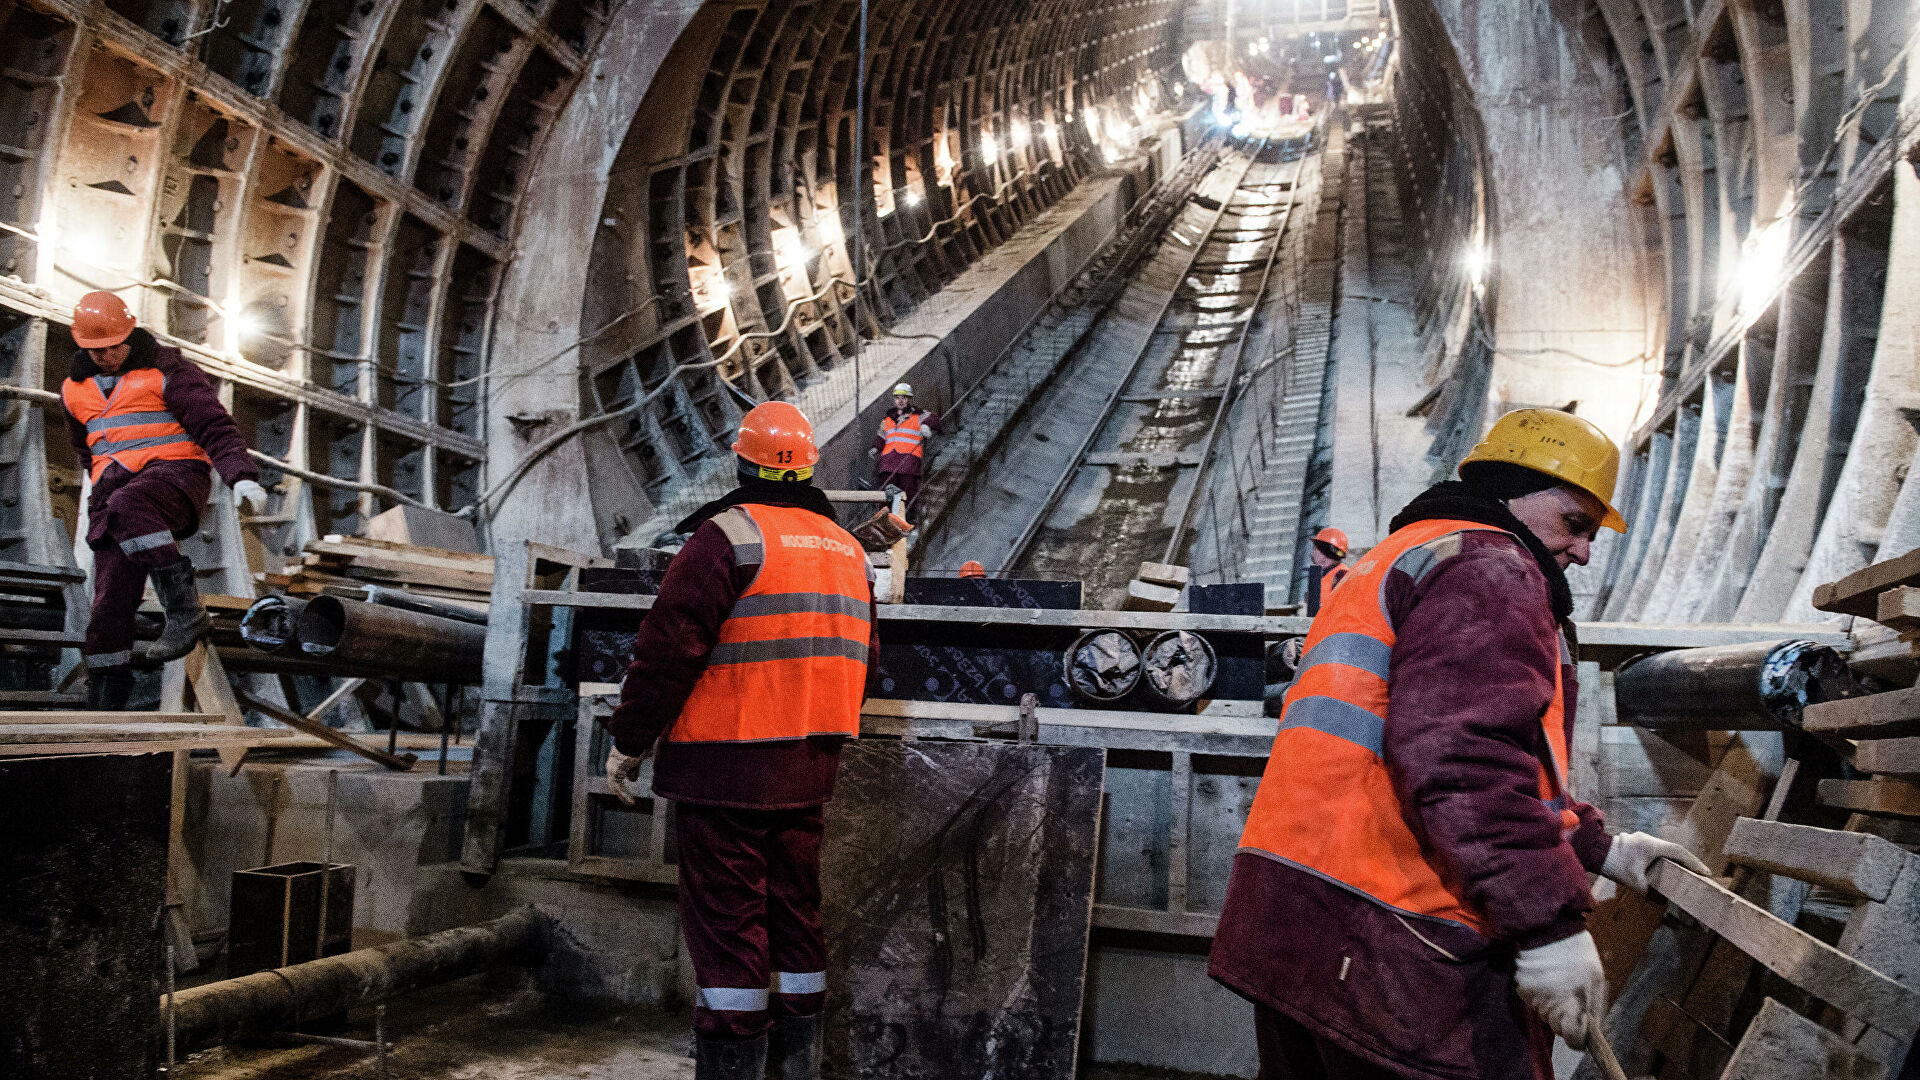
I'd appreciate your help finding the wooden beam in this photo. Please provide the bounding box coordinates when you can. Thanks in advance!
[1876,587,1920,633]
[1717,998,1888,1079]
[1815,547,1920,619]
[1803,688,1920,739]
[1722,818,1909,902]
[0,723,293,756]
[232,689,418,772]
[1852,736,1920,780]
[1819,779,1920,819]
[0,711,220,725]
[1647,859,1920,1038]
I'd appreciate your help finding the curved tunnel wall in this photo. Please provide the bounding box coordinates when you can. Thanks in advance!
[571,0,1185,532]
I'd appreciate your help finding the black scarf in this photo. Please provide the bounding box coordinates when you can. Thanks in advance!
[1388,480,1576,623]
[674,478,840,534]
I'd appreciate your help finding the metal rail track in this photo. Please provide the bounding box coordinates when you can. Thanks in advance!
[998,137,1314,592]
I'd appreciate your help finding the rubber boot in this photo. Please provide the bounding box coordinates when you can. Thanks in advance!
[86,666,135,711]
[140,559,210,665]
[692,1032,767,1080]
[767,1014,821,1080]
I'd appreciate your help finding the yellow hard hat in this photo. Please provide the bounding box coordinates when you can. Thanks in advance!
[1460,408,1626,532]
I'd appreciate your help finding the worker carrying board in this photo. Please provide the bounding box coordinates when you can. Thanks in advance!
[1210,408,1709,1079]
[867,381,941,519]
[602,400,877,1080]
[60,291,269,709]
[1305,526,1349,615]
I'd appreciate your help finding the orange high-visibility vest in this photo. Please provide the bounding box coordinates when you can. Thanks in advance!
[880,412,927,459]
[1239,518,1578,935]
[671,503,874,743]
[61,367,212,482]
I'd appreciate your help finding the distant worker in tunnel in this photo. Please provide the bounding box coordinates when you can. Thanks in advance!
[958,560,987,578]
[61,291,270,709]
[602,400,877,1080]
[1305,526,1349,615]
[1210,408,1709,1079]
[868,381,941,519]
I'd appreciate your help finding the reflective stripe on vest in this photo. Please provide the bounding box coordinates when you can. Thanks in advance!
[61,367,212,482]
[881,412,926,458]
[1237,518,1576,936]
[671,504,874,743]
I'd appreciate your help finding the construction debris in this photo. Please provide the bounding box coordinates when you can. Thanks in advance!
[255,535,493,611]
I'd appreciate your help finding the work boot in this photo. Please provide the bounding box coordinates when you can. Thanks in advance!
[692,1032,767,1080]
[139,559,211,665]
[767,1014,821,1080]
[86,666,135,711]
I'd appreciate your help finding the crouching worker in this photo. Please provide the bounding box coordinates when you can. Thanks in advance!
[602,401,878,1080]
[1210,408,1709,1079]
[61,291,268,708]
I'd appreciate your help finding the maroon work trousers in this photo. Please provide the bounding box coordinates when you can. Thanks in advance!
[1255,1005,1550,1080]
[83,461,210,669]
[875,468,921,519]
[675,802,828,1041]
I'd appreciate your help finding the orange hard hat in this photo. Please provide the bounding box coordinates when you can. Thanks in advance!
[1312,526,1349,557]
[959,560,986,578]
[73,291,136,349]
[732,401,820,475]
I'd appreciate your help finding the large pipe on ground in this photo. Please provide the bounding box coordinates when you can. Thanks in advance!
[355,584,488,625]
[295,595,485,682]
[239,595,307,656]
[1613,639,1857,731]
[167,908,548,1054]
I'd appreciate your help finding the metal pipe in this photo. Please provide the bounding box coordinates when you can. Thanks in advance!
[239,596,307,656]
[166,908,548,1054]
[1613,639,1858,731]
[354,585,488,626]
[295,596,485,683]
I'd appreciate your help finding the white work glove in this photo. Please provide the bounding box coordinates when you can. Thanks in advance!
[1601,831,1711,895]
[606,745,647,805]
[867,447,879,458]
[232,479,270,515]
[1514,930,1607,1050]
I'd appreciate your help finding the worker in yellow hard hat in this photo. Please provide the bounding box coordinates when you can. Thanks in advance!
[1212,408,1707,1079]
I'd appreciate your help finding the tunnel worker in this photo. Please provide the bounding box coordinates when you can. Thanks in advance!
[958,560,987,578]
[868,381,941,519]
[603,400,876,1080]
[1210,408,1709,1079]
[61,291,269,709]
[1306,526,1350,614]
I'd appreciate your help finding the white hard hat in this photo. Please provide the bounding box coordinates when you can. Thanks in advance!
[892,382,913,397]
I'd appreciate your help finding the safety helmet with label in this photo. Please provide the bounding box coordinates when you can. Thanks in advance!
[732,401,820,479]
[959,560,986,578]
[1459,408,1625,532]
[73,291,136,349]
[892,382,913,398]
[1311,527,1349,559]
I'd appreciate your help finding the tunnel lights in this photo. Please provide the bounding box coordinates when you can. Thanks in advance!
[1462,241,1489,290]
[1012,122,1031,149]
[904,189,922,208]
[980,133,999,165]
[228,306,264,342]
[774,229,810,273]
[1735,214,1793,317]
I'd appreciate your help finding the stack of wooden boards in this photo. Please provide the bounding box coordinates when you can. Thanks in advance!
[1588,558,1920,1079]
[254,535,493,611]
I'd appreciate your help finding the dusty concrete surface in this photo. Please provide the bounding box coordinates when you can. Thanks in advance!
[174,974,694,1080]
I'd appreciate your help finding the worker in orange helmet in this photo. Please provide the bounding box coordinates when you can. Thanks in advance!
[1212,409,1710,1079]
[60,292,270,708]
[958,560,987,578]
[603,400,877,1080]
[1306,526,1349,614]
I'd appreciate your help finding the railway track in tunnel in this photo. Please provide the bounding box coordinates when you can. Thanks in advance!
[919,134,1315,608]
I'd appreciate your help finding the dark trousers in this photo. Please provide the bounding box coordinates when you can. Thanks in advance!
[876,469,921,519]
[1256,1005,1420,1080]
[83,463,208,668]
[675,802,828,1040]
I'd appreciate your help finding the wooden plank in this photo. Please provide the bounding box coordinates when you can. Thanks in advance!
[1803,688,1920,739]
[1646,859,1920,1038]
[1852,736,1920,779]
[1575,622,1850,650]
[315,535,495,567]
[1814,546,1920,618]
[0,723,293,756]
[184,644,251,773]
[1717,997,1887,1080]
[0,558,86,582]
[522,589,656,609]
[0,690,87,707]
[1091,904,1220,938]
[0,711,219,725]
[1819,779,1920,819]
[231,689,418,771]
[1722,818,1908,902]
[0,627,86,646]
[301,551,494,592]
[1875,586,1920,632]
[874,603,1299,635]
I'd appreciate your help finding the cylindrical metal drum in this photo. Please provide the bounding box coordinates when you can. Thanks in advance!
[1064,628,1142,704]
[1140,630,1217,710]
